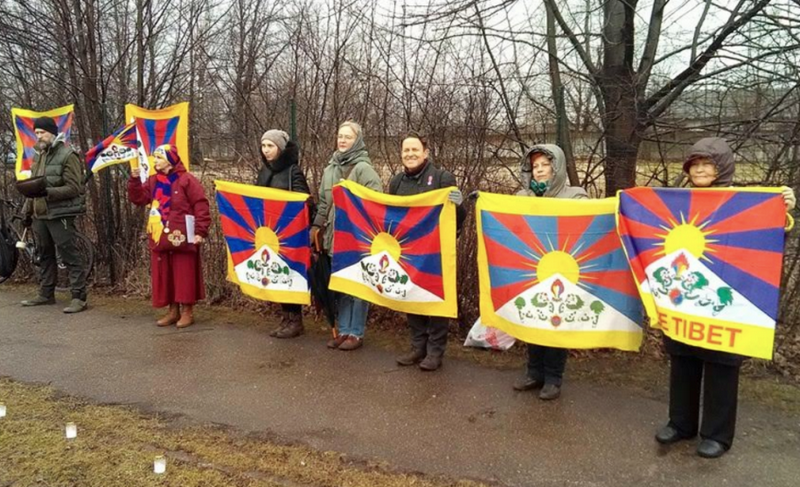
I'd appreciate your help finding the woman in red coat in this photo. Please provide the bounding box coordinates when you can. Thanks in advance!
[128,144,211,328]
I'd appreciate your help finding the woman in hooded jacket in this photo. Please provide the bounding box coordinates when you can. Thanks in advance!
[128,144,211,329]
[655,137,796,458]
[310,121,383,351]
[256,129,315,339]
[512,144,587,401]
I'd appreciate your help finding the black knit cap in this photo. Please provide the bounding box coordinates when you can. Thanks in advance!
[33,116,59,136]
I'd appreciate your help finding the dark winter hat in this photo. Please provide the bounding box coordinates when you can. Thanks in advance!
[33,116,59,136]
[261,130,289,153]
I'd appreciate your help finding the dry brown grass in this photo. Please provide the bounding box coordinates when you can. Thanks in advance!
[0,378,489,487]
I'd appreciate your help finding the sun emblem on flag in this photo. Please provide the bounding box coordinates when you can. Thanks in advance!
[618,187,787,319]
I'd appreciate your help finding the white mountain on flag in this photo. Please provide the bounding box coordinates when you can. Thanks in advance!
[644,249,773,328]
[235,245,308,292]
[496,274,637,332]
[333,251,443,302]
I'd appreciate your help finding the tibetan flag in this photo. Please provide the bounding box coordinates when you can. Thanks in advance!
[12,105,74,180]
[216,180,311,305]
[329,180,458,318]
[85,123,138,173]
[476,192,643,351]
[617,187,787,360]
[125,102,190,173]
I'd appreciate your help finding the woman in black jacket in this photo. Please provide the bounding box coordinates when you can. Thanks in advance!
[256,129,315,338]
[655,137,795,458]
[388,133,465,371]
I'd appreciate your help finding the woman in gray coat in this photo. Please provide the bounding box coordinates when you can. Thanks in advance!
[310,121,383,351]
[512,144,587,400]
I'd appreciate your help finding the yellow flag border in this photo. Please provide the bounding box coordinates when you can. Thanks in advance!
[475,191,642,351]
[215,179,311,305]
[328,180,459,318]
[12,104,74,180]
[125,102,190,171]
[615,186,786,360]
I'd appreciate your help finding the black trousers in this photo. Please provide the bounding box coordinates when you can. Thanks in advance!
[280,303,302,315]
[32,217,87,300]
[526,344,568,386]
[668,354,740,449]
[407,313,449,358]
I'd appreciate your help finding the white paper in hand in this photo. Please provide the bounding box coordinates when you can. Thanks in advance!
[186,215,196,243]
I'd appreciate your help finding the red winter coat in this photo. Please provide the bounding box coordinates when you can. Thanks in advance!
[127,163,211,250]
[127,163,211,307]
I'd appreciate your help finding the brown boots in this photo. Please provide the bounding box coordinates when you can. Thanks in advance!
[269,312,287,337]
[157,304,180,327]
[176,304,194,328]
[157,303,194,328]
[274,311,304,339]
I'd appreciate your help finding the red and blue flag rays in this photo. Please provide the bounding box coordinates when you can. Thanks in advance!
[15,112,73,169]
[85,124,138,172]
[482,210,642,324]
[216,191,310,277]
[332,185,445,298]
[618,188,785,319]
[136,116,180,155]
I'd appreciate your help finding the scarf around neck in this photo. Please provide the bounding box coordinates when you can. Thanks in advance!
[153,171,179,226]
[331,131,369,167]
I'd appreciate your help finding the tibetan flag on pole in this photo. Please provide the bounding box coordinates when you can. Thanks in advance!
[476,192,643,351]
[216,180,311,305]
[85,123,138,173]
[125,102,190,173]
[329,180,458,318]
[134,126,151,184]
[617,187,787,360]
[12,105,74,180]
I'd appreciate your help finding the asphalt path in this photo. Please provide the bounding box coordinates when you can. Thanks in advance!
[0,289,797,486]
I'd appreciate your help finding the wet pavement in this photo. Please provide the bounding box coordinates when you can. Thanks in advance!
[0,289,798,486]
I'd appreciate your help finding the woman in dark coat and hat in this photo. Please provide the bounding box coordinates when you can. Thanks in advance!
[655,137,795,458]
[255,129,314,338]
[128,144,211,328]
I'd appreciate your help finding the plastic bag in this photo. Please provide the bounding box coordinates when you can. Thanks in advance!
[463,317,515,351]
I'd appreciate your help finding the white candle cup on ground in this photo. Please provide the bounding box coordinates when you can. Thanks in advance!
[0,403,6,418]
[16,229,27,249]
[65,422,77,439]
[154,455,166,474]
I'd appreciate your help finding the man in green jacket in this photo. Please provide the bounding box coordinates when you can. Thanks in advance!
[20,117,89,313]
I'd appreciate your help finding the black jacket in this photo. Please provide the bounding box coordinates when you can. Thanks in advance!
[388,160,467,231]
[256,141,309,193]
[256,140,317,222]
[255,141,316,221]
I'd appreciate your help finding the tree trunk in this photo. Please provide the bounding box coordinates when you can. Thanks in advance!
[598,0,640,196]
[545,1,579,186]
[599,76,641,195]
